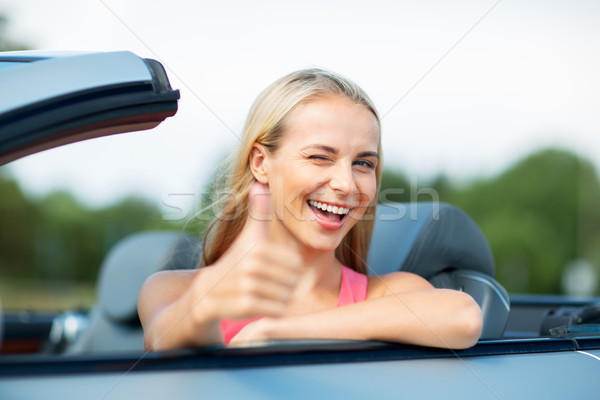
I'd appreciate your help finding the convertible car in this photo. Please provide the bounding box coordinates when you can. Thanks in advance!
[1,51,599,399]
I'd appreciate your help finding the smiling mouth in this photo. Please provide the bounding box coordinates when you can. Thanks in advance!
[307,200,351,221]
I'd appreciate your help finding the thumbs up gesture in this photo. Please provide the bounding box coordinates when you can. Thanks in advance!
[195,181,303,321]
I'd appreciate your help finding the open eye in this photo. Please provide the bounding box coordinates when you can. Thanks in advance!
[354,160,374,169]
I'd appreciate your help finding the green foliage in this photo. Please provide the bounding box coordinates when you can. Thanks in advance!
[0,170,36,273]
[0,13,30,51]
[0,171,182,284]
[379,169,440,204]
[379,148,600,295]
[379,169,411,203]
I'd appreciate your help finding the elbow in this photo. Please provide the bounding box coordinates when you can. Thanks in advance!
[143,329,164,352]
[450,294,483,349]
[141,320,167,352]
[143,332,157,352]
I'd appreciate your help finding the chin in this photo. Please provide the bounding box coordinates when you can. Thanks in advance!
[299,229,347,253]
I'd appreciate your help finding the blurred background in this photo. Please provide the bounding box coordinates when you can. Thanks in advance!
[1,0,599,311]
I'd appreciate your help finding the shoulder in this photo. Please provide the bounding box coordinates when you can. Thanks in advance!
[138,269,199,318]
[366,271,433,299]
[141,269,198,293]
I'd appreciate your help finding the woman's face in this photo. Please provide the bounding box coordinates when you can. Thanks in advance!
[261,93,380,253]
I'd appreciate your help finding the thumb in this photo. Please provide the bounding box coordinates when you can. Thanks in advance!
[244,180,272,241]
[247,180,304,257]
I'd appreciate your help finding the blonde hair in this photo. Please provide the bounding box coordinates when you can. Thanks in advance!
[201,68,382,274]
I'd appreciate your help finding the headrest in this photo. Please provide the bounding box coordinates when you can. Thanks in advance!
[97,231,201,322]
[429,269,509,338]
[367,203,495,278]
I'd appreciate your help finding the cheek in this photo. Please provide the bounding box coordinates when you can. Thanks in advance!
[282,165,324,197]
[357,174,378,204]
[269,165,317,218]
[348,175,377,224]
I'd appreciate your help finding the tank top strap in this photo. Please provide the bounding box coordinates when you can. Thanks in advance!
[336,265,368,306]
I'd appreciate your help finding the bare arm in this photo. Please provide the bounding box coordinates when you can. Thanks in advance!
[137,269,222,351]
[138,243,302,351]
[138,182,303,351]
[231,272,483,349]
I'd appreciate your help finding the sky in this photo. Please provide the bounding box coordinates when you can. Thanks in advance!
[1,0,599,212]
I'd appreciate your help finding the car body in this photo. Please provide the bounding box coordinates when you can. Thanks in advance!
[1,51,599,399]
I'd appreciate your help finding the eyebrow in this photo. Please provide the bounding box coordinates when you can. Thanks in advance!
[358,151,380,159]
[301,144,379,159]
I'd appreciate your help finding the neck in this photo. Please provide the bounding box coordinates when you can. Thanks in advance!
[290,249,342,310]
[297,248,340,281]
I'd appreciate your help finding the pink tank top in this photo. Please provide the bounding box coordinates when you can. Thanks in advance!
[220,265,367,344]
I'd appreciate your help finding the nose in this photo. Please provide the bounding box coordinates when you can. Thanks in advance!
[329,162,356,195]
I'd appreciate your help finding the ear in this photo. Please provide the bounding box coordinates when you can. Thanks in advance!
[249,143,269,184]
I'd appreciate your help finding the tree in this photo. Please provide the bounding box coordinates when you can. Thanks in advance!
[0,170,36,277]
[445,148,600,294]
[379,147,600,295]
[0,13,30,51]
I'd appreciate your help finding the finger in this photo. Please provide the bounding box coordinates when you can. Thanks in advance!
[244,180,272,242]
[248,245,303,286]
[238,276,295,303]
[216,295,289,319]
[205,255,298,299]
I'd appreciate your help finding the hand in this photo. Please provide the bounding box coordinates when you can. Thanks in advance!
[190,181,303,322]
[228,317,275,344]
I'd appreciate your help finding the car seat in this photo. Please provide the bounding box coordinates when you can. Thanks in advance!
[367,202,509,338]
[65,231,201,353]
[66,202,508,353]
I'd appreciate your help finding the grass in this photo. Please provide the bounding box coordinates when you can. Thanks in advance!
[0,278,96,312]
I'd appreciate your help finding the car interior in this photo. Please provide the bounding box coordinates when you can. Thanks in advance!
[47,201,511,354]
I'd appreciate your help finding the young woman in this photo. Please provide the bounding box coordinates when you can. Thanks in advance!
[138,69,482,350]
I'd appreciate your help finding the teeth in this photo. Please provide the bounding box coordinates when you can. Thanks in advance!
[308,200,350,215]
